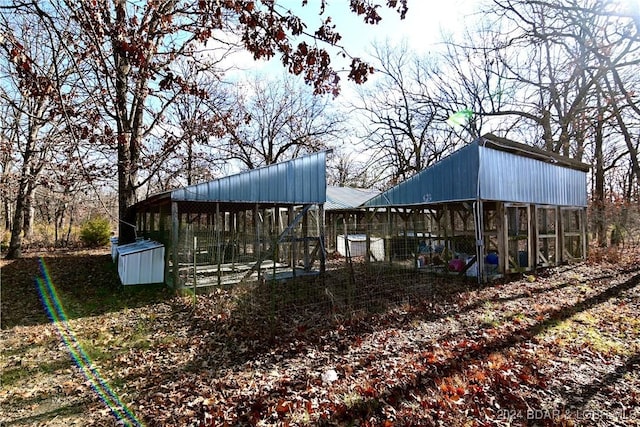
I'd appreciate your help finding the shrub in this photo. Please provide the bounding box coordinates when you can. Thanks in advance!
[1,230,9,252]
[80,217,112,247]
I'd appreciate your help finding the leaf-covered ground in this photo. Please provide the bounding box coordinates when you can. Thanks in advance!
[1,248,639,426]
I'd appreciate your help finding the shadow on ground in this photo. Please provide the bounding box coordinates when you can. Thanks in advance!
[1,252,172,329]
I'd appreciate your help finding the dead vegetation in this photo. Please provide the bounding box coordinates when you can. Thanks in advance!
[1,246,639,426]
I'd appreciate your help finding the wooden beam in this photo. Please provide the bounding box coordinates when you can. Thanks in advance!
[318,204,326,273]
[239,204,313,284]
[385,207,392,264]
[216,202,222,287]
[496,202,506,275]
[289,206,296,272]
[171,201,179,288]
[303,207,310,271]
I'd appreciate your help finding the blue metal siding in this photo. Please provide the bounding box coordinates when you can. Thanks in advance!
[478,147,587,206]
[364,143,479,207]
[171,151,327,204]
[363,142,587,208]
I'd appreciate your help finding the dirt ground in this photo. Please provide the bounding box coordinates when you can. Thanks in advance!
[1,247,639,426]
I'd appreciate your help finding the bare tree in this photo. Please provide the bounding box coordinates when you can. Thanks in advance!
[0,101,15,234]
[446,0,640,245]
[0,8,79,258]
[220,73,346,169]
[140,60,233,194]
[327,148,374,188]
[8,0,407,244]
[351,41,461,187]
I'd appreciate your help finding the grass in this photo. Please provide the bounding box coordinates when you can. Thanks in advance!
[547,308,638,355]
[480,310,501,328]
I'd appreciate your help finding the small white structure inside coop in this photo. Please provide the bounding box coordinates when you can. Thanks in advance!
[336,234,385,260]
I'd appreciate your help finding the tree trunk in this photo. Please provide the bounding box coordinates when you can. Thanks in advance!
[117,138,138,244]
[65,205,74,247]
[5,177,28,259]
[55,201,67,246]
[187,139,193,186]
[593,105,606,247]
[113,0,144,244]
[22,189,34,239]
[541,109,554,152]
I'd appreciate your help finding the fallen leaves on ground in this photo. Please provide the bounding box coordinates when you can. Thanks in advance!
[1,248,639,426]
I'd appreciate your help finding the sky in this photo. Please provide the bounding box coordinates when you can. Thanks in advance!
[225,0,481,81]
[211,0,484,172]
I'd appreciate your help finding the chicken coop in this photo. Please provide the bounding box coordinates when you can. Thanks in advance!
[131,134,589,289]
[132,151,329,289]
[360,134,590,282]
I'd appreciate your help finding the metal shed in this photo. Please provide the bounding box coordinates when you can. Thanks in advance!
[363,134,590,281]
[132,151,330,288]
[116,240,165,285]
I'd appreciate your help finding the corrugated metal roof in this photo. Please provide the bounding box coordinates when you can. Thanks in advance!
[325,186,380,211]
[364,135,589,208]
[171,151,328,204]
[481,133,590,172]
[116,239,164,256]
[364,143,479,207]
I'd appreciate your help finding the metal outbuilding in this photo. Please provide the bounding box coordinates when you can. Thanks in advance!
[362,134,590,281]
[130,135,589,287]
[116,240,165,285]
[133,151,330,288]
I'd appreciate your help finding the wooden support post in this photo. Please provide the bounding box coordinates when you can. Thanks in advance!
[343,212,349,260]
[254,204,261,280]
[289,206,296,272]
[171,201,179,288]
[261,208,267,255]
[216,203,222,287]
[448,205,455,255]
[534,205,541,266]
[149,210,155,234]
[318,204,326,274]
[193,236,197,300]
[496,202,506,275]
[581,208,587,260]
[366,218,371,264]
[303,206,310,271]
[343,211,355,291]
[365,210,375,264]
[331,212,337,253]
[554,207,560,265]
[527,204,533,270]
[237,211,242,256]
[412,209,420,268]
[242,210,248,256]
[158,205,165,235]
[559,208,565,263]
[274,206,281,264]
[272,208,279,283]
[474,200,485,284]
[400,208,409,261]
